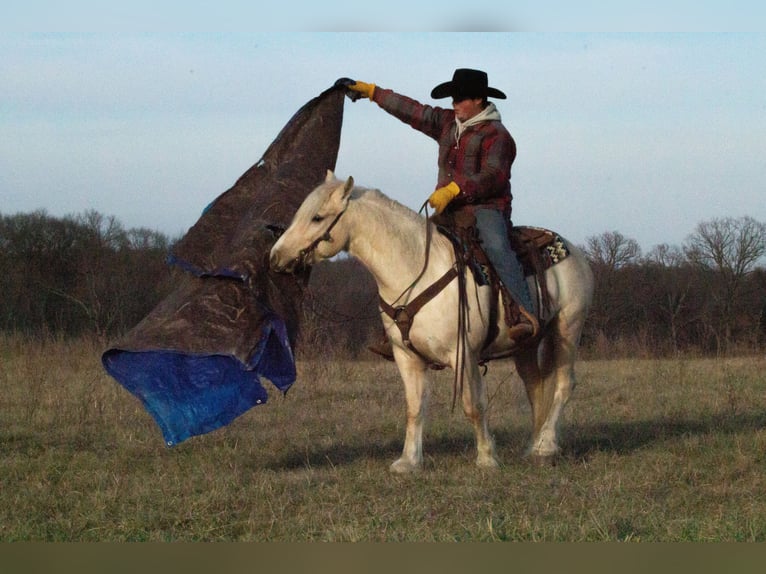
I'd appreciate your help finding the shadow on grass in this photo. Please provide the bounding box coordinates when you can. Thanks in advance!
[267,426,534,471]
[267,411,766,470]
[563,411,766,462]
[267,438,402,471]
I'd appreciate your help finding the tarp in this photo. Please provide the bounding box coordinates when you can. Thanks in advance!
[102,85,346,446]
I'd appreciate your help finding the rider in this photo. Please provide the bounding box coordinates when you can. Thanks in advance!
[341,68,538,347]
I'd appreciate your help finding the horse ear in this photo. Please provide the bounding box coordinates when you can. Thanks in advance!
[325,169,335,182]
[344,176,354,198]
[328,175,354,208]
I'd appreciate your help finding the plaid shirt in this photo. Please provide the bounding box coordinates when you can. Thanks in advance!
[373,87,516,217]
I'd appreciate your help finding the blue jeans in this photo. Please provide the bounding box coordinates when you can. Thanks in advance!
[474,208,535,314]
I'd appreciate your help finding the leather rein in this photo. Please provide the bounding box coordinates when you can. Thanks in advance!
[377,203,471,410]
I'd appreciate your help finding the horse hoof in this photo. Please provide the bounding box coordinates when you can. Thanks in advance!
[477,456,500,470]
[390,459,421,474]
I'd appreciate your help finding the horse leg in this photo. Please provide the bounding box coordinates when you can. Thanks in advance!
[390,351,429,474]
[461,357,499,468]
[514,342,556,463]
[517,315,580,464]
[537,313,581,459]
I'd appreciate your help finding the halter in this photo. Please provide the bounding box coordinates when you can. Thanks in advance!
[295,207,347,268]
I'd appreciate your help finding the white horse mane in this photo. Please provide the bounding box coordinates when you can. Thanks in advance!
[342,184,432,263]
[350,185,424,224]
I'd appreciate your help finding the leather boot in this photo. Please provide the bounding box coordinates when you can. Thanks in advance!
[507,321,535,346]
[508,305,540,347]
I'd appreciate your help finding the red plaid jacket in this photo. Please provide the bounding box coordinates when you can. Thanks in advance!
[373,87,516,218]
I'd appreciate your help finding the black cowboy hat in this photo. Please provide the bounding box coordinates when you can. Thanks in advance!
[430,68,507,100]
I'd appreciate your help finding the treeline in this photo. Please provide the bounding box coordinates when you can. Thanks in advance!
[0,210,176,339]
[582,218,766,356]
[2,210,765,357]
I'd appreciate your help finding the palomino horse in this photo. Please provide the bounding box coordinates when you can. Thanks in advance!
[270,171,594,472]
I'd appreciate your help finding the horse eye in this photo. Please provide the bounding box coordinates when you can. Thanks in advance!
[311,215,325,223]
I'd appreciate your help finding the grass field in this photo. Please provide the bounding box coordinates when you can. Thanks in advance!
[1,335,765,541]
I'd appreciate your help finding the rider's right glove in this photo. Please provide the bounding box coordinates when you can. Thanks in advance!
[335,77,376,101]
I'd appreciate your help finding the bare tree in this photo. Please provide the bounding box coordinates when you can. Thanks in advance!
[645,243,697,353]
[584,230,642,271]
[684,216,766,351]
[581,231,644,342]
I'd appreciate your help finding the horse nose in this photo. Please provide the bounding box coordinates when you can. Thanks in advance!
[269,250,283,272]
[270,249,293,273]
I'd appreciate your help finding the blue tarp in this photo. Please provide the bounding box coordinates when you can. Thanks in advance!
[102,314,294,446]
[102,85,345,446]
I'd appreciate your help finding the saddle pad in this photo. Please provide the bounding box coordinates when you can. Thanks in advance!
[511,226,571,276]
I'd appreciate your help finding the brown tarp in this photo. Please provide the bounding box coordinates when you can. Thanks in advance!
[102,85,346,446]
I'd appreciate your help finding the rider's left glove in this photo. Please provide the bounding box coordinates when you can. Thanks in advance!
[428,181,460,214]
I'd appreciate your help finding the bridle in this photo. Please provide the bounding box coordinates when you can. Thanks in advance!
[293,207,348,268]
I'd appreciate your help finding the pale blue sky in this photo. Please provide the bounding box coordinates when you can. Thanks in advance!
[2,28,765,249]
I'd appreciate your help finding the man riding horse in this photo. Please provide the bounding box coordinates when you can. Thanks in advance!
[340,68,539,351]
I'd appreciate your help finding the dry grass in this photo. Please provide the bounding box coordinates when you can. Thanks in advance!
[1,335,765,541]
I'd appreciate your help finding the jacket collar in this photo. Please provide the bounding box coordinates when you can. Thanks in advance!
[455,102,501,141]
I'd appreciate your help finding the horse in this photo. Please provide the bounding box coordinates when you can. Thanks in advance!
[269,171,594,472]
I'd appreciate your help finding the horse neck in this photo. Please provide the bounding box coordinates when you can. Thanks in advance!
[344,192,452,299]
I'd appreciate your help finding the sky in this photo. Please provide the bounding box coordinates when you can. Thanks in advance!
[2,9,765,251]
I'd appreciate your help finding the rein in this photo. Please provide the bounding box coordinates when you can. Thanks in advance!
[379,201,472,411]
[386,201,435,308]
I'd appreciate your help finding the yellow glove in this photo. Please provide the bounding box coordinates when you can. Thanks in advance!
[428,181,460,214]
[350,80,376,100]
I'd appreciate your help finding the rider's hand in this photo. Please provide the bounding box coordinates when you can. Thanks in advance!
[349,81,375,100]
[428,182,460,214]
[335,78,376,101]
